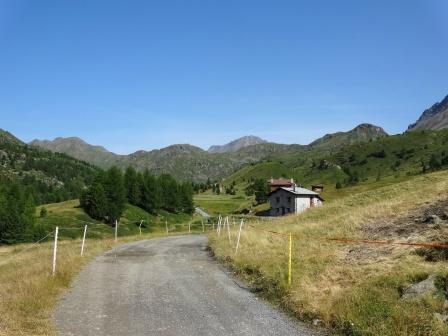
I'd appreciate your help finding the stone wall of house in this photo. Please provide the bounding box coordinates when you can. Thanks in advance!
[269,189,296,216]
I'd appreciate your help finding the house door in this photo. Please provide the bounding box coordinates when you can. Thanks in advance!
[281,207,285,215]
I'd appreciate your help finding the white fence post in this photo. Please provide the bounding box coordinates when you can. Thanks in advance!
[114,220,118,242]
[202,219,204,232]
[52,226,59,276]
[226,216,232,244]
[217,215,222,236]
[165,220,169,235]
[139,220,143,236]
[80,225,87,256]
[235,220,244,254]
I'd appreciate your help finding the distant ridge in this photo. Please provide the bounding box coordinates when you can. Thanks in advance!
[309,123,388,149]
[407,94,448,131]
[208,135,268,153]
[30,137,120,168]
[29,125,386,182]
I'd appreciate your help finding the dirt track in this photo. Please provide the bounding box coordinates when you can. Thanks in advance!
[54,235,318,336]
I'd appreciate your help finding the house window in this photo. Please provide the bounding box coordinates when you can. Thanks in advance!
[276,197,280,203]
[287,197,291,203]
[276,208,280,213]
[287,208,290,212]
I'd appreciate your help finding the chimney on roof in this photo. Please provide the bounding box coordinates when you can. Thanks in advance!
[311,185,324,193]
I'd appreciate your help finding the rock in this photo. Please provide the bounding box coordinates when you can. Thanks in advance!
[434,313,448,324]
[441,210,448,221]
[312,319,323,327]
[425,215,441,225]
[402,275,438,299]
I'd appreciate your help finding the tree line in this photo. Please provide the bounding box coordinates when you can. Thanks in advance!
[80,166,194,224]
[0,182,36,243]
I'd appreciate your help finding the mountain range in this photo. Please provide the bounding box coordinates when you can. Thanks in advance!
[26,93,448,182]
[30,124,387,182]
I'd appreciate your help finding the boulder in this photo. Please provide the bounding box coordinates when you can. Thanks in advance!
[402,275,438,299]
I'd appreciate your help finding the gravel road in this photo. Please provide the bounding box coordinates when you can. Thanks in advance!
[54,235,319,336]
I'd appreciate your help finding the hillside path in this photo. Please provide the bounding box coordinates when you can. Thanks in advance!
[54,235,319,336]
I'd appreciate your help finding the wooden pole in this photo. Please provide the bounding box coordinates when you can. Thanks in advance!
[165,220,168,235]
[80,225,87,256]
[288,233,292,287]
[202,219,204,232]
[235,220,243,254]
[189,222,191,233]
[52,227,59,276]
[139,220,143,236]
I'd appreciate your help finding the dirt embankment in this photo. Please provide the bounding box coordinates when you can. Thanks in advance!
[345,199,448,264]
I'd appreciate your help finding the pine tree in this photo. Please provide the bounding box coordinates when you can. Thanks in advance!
[124,166,141,205]
[103,167,126,224]
[179,183,194,214]
[159,174,180,212]
[140,170,161,213]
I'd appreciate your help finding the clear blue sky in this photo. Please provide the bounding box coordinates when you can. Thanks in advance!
[1,0,447,154]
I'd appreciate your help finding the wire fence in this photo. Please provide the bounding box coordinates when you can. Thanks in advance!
[211,215,448,287]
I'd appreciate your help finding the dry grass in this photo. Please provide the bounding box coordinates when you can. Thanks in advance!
[0,231,171,336]
[210,170,448,335]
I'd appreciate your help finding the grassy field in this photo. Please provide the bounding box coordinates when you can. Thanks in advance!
[36,200,194,239]
[0,200,198,336]
[210,170,448,335]
[194,191,254,215]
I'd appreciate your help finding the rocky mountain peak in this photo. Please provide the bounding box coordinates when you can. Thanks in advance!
[408,94,448,131]
[208,135,268,153]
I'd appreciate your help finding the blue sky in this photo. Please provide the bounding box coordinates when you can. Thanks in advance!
[1,0,447,154]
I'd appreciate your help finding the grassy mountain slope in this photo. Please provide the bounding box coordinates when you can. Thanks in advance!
[36,199,193,239]
[224,129,448,200]
[211,169,448,335]
[31,138,302,182]
[0,130,99,204]
[309,123,388,149]
[30,137,121,168]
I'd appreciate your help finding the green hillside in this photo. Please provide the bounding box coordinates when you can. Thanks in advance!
[0,129,99,204]
[36,199,194,240]
[224,129,448,200]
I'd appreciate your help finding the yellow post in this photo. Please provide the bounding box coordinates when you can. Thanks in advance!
[288,233,292,287]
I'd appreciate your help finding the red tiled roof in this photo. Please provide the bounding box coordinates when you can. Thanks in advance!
[268,178,293,185]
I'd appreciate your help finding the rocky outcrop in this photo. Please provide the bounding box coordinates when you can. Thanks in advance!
[408,95,448,131]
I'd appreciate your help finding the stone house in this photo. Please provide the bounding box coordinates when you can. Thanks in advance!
[269,186,324,216]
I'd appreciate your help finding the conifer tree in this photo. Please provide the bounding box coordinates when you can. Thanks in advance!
[124,166,141,205]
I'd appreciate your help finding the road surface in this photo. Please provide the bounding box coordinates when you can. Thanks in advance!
[54,235,319,336]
